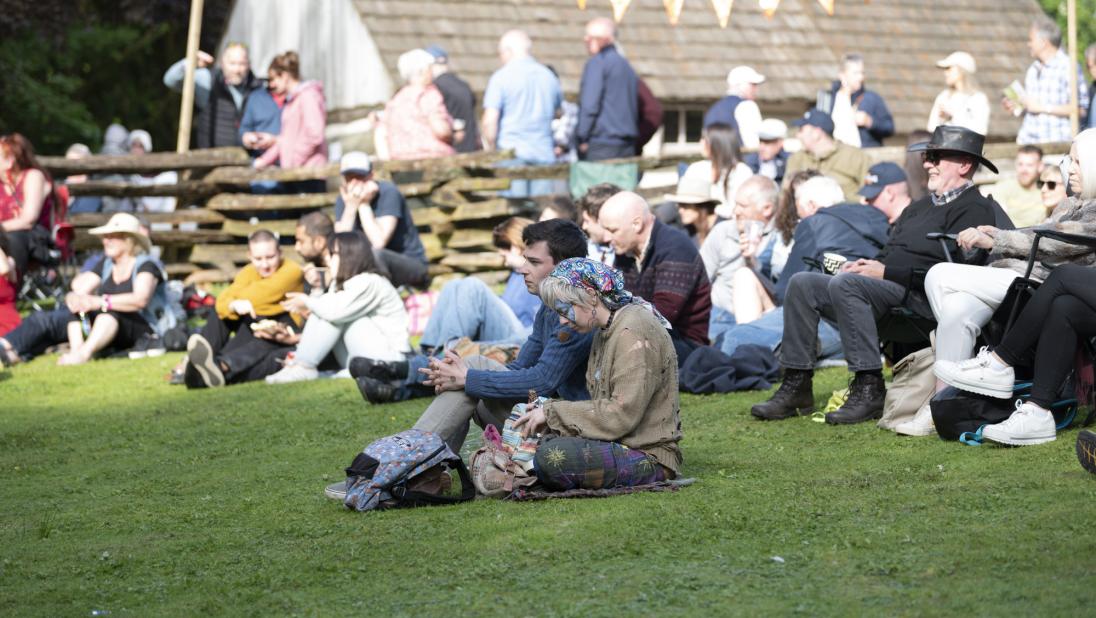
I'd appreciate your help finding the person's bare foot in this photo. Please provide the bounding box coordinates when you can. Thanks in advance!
[57,351,89,366]
[0,338,18,366]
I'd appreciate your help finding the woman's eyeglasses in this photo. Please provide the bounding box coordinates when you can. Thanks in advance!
[1037,179,1059,190]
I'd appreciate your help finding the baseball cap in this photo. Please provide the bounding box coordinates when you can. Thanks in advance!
[424,44,448,63]
[340,151,373,176]
[727,65,766,88]
[758,118,787,141]
[858,162,908,199]
[936,51,976,74]
[793,109,835,136]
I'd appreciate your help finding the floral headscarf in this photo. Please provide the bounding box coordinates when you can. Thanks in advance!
[546,258,671,329]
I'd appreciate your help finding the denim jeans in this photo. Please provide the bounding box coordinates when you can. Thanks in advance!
[780,272,931,372]
[708,306,737,345]
[718,307,842,363]
[420,278,529,350]
[2,306,73,359]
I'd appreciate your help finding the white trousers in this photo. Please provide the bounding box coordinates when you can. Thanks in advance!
[924,263,1019,363]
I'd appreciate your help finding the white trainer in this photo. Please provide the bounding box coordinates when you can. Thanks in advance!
[982,401,1057,446]
[894,400,935,436]
[933,347,1014,398]
[265,363,318,384]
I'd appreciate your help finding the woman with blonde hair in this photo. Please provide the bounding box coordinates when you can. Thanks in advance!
[927,51,990,135]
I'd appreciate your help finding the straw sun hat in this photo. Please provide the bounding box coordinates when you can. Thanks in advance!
[89,212,151,252]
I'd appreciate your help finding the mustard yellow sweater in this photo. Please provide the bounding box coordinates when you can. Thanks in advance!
[215,260,304,324]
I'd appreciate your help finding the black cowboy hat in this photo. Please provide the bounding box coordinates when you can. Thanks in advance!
[907,125,999,174]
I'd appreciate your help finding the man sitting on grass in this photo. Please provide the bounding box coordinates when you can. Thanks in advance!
[183,229,304,388]
[351,219,593,454]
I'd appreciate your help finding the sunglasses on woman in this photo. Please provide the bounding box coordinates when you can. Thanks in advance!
[1037,179,1059,190]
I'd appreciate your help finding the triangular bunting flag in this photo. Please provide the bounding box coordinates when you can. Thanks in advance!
[610,0,633,22]
[817,0,835,15]
[577,0,587,9]
[663,0,685,25]
[711,0,734,28]
[759,0,781,19]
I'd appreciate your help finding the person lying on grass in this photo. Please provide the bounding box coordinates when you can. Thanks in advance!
[513,258,682,490]
[0,213,171,366]
[264,231,411,384]
[179,229,304,388]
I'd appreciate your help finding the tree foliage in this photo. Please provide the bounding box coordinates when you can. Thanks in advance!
[1040,0,1096,61]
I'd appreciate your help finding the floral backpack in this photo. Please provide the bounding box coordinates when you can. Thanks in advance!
[343,429,474,512]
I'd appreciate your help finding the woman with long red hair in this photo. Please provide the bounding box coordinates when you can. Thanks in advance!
[0,133,55,276]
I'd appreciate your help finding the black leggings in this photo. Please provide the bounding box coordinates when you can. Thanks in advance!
[995,264,1096,407]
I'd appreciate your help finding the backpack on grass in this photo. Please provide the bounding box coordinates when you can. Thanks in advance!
[343,429,474,512]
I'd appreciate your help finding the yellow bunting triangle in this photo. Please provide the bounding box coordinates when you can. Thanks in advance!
[610,0,633,22]
[663,0,685,25]
[759,0,781,19]
[576,0,587,9]
[817,0,835,15]
[711,0,735,28]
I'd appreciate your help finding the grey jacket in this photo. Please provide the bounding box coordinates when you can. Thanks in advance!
[991,196,1096,280]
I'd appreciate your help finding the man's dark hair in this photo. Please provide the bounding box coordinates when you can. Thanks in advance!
[247,229,279,245]
[1018,144,1044,159]
[298,211,334,238]
[522,219,587,265]
[543,195,580,223]
[328,231,378,289]
[576,183,623,218]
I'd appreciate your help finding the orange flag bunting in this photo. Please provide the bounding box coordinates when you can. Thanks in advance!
[710,0,734,28]
[759,0,781,18]
[663,0,685,25]
[817,0,835,15]
[610,0,632,22]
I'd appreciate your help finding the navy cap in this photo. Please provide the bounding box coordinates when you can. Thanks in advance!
[792,109,834,136]
[858,162,908,199]
[424,44,448,62]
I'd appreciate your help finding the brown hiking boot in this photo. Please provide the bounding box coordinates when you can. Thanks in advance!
[751,369,815,420]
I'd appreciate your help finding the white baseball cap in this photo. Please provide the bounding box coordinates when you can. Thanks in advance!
[339,151,373,176]
[727,65,766,89]
[758,118,787,141]
[936,51,977,74]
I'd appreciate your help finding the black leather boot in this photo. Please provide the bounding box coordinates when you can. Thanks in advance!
[825,372,886,425]
[751,369,815,420]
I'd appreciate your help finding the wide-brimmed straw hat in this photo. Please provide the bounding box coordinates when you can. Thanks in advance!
[89,212,151,251]
[663,174,719,206]
[907,125,999,174]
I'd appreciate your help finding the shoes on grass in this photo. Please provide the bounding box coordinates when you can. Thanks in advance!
[825,373,886,425]
[355,376,395,404]
[325,481,348,501]
[349,356,409,382]
[934,347,1014,399]
[895,401,935,436]
[1077,430,1096,474]
[982,401,1056,446]
[187,335,224,388]
[750,369,814,420]
[265,363,319,384]
[128,334,166,359]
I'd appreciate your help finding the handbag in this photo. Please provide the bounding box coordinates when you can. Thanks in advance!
[878,344,936,431]
[470,425,538,498]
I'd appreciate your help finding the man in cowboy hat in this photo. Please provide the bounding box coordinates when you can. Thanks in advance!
[752,125,1001,425]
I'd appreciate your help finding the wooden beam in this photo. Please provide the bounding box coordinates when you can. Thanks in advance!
[439,251,505,271]
[69,209,226,227]
[220,218,300,238]
[40,147,250,176]
[75,229,233,250]
[66,180,220,198]
[445,228,496,250]
[418,233,445,261]
[440,177,512,192]
[378,149,515,173]
[189,243,302,266]
[207,192,337,211]
[202,163,340,185]
[176,0,204,152]
[451,199,515,221]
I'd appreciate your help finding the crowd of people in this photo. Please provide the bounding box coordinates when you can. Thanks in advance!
[6,14,1096,494]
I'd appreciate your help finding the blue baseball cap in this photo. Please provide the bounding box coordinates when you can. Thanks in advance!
[858,162,908,199]
[424,44,448,63]
[792,109,834,136]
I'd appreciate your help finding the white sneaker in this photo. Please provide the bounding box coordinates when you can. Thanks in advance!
[265,363,318,384]
[982,401,1056,446]
[894,401,935,436]
[933,347,1014,398]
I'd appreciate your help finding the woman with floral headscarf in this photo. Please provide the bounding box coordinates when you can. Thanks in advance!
[512,258,682,490]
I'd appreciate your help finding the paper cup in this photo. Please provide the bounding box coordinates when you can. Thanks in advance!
[822,252,847,274]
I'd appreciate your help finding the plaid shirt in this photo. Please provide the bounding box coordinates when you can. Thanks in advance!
[1018,49,1089,145]
[931,181,975,207]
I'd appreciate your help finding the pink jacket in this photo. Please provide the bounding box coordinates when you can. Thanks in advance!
[256,80,328,169]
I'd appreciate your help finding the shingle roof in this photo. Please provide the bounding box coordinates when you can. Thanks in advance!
[356,0,1051,139]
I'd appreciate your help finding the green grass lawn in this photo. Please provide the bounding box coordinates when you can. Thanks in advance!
[2,353,1095,616]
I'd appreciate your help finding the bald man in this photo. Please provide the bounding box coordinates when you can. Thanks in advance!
[599,192,711,361]
[577,17,638,161]
[163,44,265,149]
